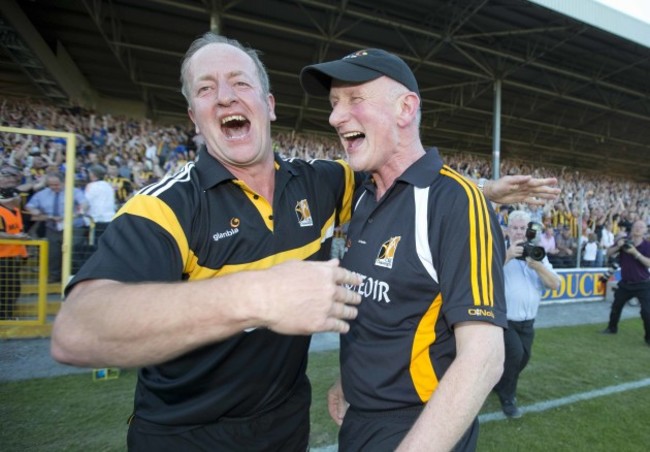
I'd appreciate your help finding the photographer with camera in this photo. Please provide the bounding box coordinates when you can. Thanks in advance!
[494,210,561,418]
[601,220,650,345]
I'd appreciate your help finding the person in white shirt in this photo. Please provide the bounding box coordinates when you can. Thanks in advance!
[85,164,116,242]
[494,210,561,418]
[582,232,599,267]
[600,221,615,266]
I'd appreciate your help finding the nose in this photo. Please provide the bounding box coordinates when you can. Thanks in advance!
[329,103,347,128]
[216,82,236,106]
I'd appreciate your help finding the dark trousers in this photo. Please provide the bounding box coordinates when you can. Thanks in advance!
[45,228,63,282]
[339,405,478,452]
[127,379,310,452]
[607,280,650,343]
[46,227,87,281]
[0,257,22,319]
[494,319,535,402]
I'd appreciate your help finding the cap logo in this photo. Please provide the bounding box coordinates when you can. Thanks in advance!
[343,50,369,60]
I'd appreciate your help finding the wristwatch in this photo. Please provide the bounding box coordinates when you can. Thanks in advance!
[477,178,487,195]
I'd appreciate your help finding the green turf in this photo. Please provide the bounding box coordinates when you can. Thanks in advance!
[1,319,649,451]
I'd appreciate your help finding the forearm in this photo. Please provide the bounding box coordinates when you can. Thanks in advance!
[51,277,263,368]
[534,264,561,290]
[397,324,504,451]
[51,259,362,368]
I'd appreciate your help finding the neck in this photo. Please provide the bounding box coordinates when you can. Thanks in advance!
[372,146,426,199]
[228,159,276,204]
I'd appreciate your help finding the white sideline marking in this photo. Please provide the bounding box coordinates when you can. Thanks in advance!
[312,378,650,451]
[479,377,650,423]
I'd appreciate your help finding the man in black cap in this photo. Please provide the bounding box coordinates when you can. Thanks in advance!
[300,49,508,451]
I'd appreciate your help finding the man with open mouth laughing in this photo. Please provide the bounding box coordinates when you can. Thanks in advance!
[300,49,544,451]
[52,33,364,452]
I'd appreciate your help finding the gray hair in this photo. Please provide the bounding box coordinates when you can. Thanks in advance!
[180,32,271,104]
[508,209,531,225]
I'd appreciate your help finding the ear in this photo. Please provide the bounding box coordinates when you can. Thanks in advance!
[267,93,277,122]
[188,107,200,134]
[396,92,420,127]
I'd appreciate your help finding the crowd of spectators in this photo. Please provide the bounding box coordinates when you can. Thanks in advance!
[1,97,648,270]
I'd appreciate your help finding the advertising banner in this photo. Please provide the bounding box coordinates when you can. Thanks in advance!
[541,267,619,304]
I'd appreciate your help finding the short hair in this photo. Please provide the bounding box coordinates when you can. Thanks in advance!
[88,164,107,179]
[180,32,271,104]
[508,210,531,225]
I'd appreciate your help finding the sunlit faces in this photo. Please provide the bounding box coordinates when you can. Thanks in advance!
[328,77,407,173]
[186,43,276,168]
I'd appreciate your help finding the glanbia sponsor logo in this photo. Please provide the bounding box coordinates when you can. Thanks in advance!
[213,228,239,242]
[467,308,495,318]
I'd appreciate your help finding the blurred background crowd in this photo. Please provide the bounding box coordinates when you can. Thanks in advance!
[1,97,648,270]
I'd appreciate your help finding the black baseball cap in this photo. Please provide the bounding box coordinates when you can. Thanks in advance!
[300,48,419,98]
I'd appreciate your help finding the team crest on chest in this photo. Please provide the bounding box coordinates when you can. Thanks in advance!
[295,199,313,227]
[375,236,401,269]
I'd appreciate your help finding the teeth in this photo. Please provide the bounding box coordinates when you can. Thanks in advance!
[221,115,246,125]
[342,131,364,139]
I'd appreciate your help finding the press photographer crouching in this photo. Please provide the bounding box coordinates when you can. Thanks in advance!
[601,220,650,345]
[493,210,560,418]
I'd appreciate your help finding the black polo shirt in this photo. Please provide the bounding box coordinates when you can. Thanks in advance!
[340,148,507,411]
[68,147,358,426]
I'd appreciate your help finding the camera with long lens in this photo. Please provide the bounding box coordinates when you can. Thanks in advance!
[598,261,620,285]
[516,222,546,262]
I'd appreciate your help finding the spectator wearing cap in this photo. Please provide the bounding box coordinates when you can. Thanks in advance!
[25,173,87,283]
[85,164,116,243]
[0,186,28,320]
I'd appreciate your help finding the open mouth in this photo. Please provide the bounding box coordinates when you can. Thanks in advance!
[221,115,250,139]
[341,131,365,149]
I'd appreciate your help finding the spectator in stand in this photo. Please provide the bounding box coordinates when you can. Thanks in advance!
[106,159,133,208]
[25,172,87,282]
[554,225,578,268]
[528,204,544,225]
[497,204,510,229]
[581,232,598,267]
[600,219,615,265]
[84,164,116,243]
[539,225,560,259]
[618,211,633,234]
[551,201,568,230]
